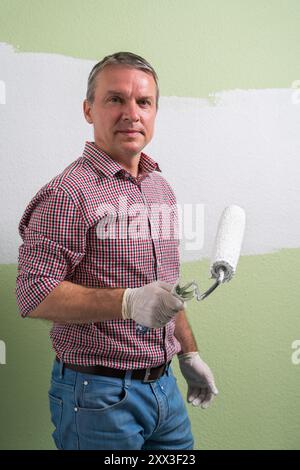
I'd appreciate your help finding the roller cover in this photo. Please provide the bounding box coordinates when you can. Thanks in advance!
[210,205,246,282]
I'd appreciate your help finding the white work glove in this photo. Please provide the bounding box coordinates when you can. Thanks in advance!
[122,280,185,328]
[178,351,218,409]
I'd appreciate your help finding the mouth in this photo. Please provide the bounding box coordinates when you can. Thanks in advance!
[117,130,143,136]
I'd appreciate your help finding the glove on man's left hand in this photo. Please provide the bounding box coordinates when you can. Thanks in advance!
[178,352,218,409]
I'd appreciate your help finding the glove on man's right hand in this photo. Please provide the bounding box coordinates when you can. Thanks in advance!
[121,280,185,328]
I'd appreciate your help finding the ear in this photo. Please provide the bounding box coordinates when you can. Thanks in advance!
[83,99,93,124]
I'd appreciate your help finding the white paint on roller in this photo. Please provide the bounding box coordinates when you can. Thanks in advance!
[0,43,299,263]
[210,205,246,282]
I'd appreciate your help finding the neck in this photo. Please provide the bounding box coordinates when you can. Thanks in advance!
[118,156,140,178]
[94,142,141,178]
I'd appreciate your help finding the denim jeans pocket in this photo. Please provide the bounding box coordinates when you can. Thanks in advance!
[77,376,128,412]
[74,377,136,449]
[48,393,63,449]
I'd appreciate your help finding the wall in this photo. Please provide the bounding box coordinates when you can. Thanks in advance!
[0,0,299,449]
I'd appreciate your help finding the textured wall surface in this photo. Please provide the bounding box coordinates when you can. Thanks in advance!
[0,0,299,450]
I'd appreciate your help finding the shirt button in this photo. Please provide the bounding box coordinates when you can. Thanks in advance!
[74,407,78,412]
[83,381,88,386]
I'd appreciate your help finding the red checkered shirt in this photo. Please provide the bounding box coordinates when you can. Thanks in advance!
[16,141,181,368]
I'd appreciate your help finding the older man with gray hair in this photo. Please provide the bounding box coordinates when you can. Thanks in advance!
[16,51,217,450]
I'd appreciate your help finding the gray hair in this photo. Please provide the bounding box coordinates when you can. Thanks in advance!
[86,51,159,108]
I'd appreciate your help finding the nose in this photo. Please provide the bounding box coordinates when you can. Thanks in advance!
[122,100,140,122]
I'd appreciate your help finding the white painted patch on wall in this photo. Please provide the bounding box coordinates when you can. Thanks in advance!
[0,340,6,365]
[0,79,6,104]
[0,43,299,263]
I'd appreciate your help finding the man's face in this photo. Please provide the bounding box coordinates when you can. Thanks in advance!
[83,65,157,161]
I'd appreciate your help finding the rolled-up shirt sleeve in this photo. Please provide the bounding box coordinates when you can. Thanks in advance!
[16,187,87,317]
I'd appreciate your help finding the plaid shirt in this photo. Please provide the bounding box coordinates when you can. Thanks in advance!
[16,141,181,368]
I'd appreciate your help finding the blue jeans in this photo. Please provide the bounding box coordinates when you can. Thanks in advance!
[48,358,194,450]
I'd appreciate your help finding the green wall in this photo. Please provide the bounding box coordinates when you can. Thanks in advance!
[1,0,300,97]
[1,250,300,449]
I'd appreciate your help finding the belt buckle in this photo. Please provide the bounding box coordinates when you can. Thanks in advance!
[142,363,167,384]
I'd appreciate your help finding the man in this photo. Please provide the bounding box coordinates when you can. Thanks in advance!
[16,52,218,450]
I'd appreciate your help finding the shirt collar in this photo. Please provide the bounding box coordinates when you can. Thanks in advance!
[82,141,161,179]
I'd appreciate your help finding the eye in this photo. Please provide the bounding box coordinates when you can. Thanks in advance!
[110,96,122,103]
[139,99,152,107]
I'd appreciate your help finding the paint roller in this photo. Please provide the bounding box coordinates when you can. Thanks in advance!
[136,204,246,334]
[173,204,246,302]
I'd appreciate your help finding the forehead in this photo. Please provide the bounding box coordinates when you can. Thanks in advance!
[94,65,156,95]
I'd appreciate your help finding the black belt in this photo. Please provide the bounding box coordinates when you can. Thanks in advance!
[56,356,170,383]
